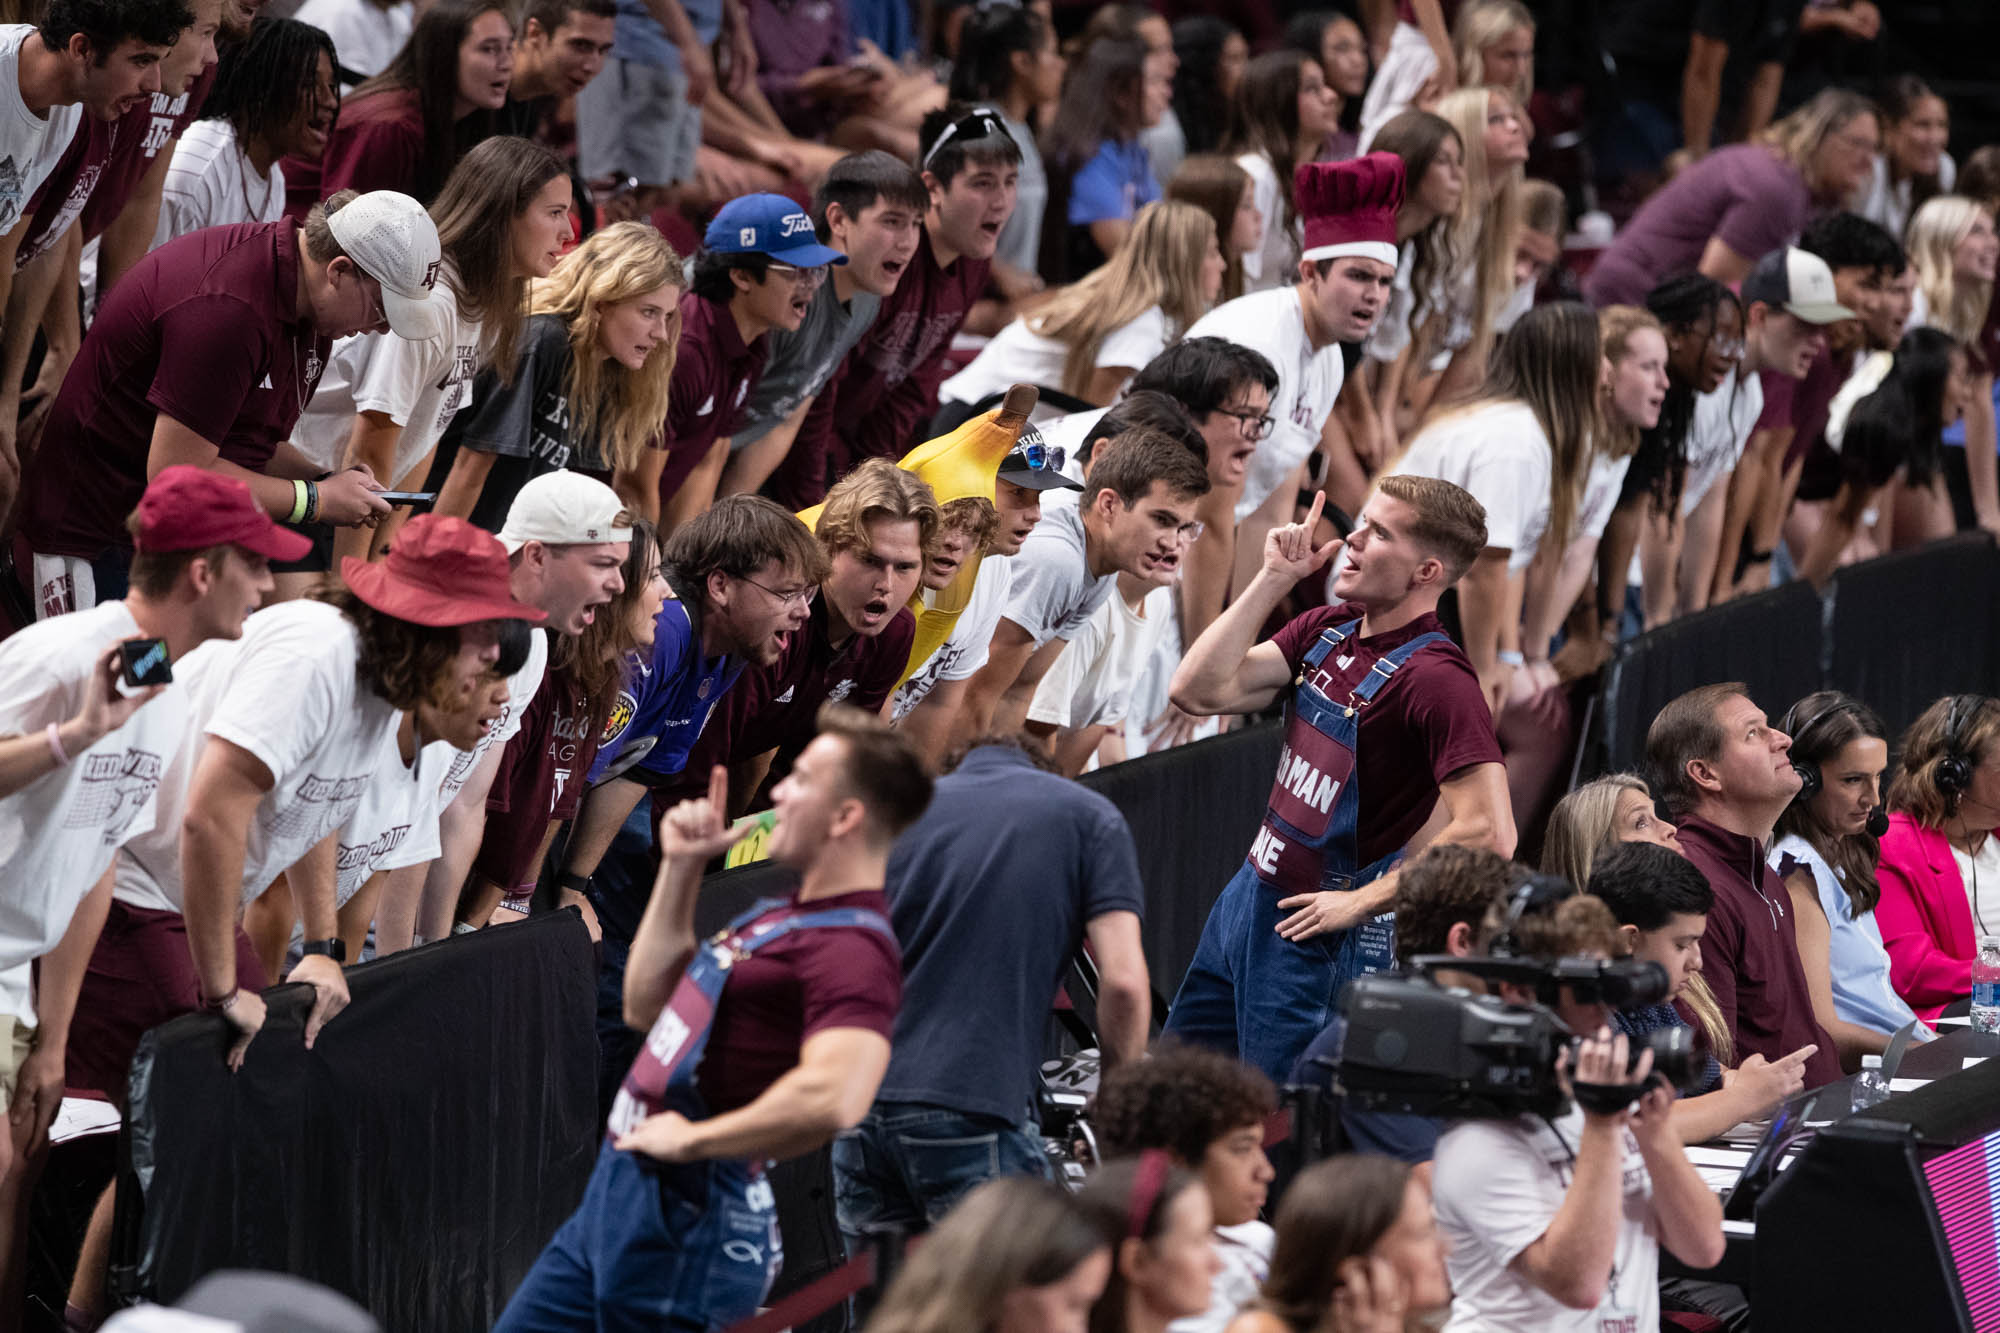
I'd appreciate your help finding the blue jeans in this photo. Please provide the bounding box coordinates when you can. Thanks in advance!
[1164,860,1358,1080]
[831,1102,1050,1255]
[496,1143,779,1333]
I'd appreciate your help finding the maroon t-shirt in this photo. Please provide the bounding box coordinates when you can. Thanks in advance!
[776,226,988,505]
[653,289,769,511]
[20,116,119,268]
[1759,344,1845,469]
[77,63,218,245]
[18,221,330,557]
[281,88,423,218]
[693,889,901,1115]
[1675,814,1842,1089]
[653,594,917,809]
[475,646,604,890]
[1264,602,1501,872]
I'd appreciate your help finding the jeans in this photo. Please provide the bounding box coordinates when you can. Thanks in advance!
[496,1144,779,1333]
[831,1101,1051,1256]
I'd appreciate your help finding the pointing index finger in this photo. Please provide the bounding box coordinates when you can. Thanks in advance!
[706,764,729,815]
[1304,489,1326,533]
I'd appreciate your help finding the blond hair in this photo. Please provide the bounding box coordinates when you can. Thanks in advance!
[1597,304,1663,464]
[1437,85,1525,354]
[1028,200,1218,397]
[529,221,684,477]
[1762,88,1879,202]
[815,457,941,561]
[1906,195,1995,343]
[1453,0,1534,107]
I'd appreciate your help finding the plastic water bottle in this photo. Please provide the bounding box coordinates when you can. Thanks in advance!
[1974,937,2000,1034]
[1851,1055,1890,1112]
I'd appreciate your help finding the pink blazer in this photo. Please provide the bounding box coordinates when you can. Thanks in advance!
[1874,811,1975,1021]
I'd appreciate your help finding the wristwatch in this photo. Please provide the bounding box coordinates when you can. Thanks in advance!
[300,937,347,963]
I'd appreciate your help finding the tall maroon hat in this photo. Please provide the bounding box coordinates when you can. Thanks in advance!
[133,466,314,562]
[1296,151,1406,269]
[342,514,547,627]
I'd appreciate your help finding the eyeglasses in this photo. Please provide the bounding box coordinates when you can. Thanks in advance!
[1165,517,1206,544]
[1213,406,1275,441]
[739,574,818,609]
[766,263,829,293]
[360,275,385,328]
[1708,337,1746,358]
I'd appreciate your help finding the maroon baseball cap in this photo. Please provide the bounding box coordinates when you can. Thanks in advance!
[133,466,314,562]
[342,514,548,627]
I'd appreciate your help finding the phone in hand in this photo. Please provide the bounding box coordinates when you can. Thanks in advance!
[119,637,172,688]
[375,491,437,507]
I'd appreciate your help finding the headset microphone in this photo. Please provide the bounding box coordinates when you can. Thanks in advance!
[1866,807,1890,838]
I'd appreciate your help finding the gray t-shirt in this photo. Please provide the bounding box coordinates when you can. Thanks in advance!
[731,280,881,448]
[1000,492,1115,647]
[991,107,1046,277]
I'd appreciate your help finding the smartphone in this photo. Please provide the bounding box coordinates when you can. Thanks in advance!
[119,637,173,688]
[376,491,437,506]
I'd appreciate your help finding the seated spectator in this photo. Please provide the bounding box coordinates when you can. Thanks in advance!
[426,220,682,532]
[1074,1155,1222,1333]
[1042,37,1168,283]
[948,5,1062,309]
[1858,76,1953,239]
[1877,694,2000,1021]
[941,200,1222,418]
[154,19,338,249]
[646,192,848,529]
[862,1177,1112,1333]
[1644,682,1842,1088]
[1450,0,1534,125]
[498,0,615,143]
[1224,51,1340,295]
[293,0,413,85]
[1093,1046,1277,1333]
[294,138,572,569]
[1226,1155,1452,1333]
[834,732,1149,1252]
[1430,889,1726,1332]
[1076,5,1181,202]
[1587,840,1812,1144]
[1281,9,1367,162]
[1906,195,2000,538]
[1772,691,1929,1061]
[746,0,942,161]
[281,0,512,215]
[1169,17,1247,165]
[1583,89,1879,305]
[567,0,720,212]
[1166,154,1259,303]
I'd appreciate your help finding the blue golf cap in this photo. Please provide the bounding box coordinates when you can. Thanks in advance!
[703,194,848,266]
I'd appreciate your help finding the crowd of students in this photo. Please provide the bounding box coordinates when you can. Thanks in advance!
[0,0,1992,1326]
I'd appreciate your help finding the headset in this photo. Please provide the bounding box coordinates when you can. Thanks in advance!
[1781,694,1891,838]
[1486,875,1577,960]
[1937,694,1983,813]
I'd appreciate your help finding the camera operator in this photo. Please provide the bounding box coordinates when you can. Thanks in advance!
[1431,893,1726,1332]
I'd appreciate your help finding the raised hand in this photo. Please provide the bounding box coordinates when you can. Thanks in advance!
[657,765,746,863]
[1262,490,1344,584]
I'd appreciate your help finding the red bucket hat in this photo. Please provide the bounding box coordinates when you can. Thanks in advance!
[134,467,314,563]
[342,514,547,627]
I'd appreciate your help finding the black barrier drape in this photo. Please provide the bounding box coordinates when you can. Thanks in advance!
[118,912,598,1331]
[1826,532,2000,739]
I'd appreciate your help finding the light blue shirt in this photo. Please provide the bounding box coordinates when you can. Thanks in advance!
[1771,834,1926,1040]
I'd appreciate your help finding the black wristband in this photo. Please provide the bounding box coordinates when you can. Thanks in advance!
[300,936,346,963]
[1746,548,1774,564]
[558,870,592,895]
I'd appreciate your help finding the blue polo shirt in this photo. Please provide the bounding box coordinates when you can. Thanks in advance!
[1067,138,1160,226]
[588,596,742,784]
[876,745,1147,1123]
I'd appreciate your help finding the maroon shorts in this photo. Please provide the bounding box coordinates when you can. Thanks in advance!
[65,900,270,1106]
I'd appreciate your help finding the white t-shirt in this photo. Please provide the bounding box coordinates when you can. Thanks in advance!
[890,557,1012,720]
[115,601,404,915]
[940,306,1169,407]
[1683,370,1764,518]
[0,25,83,234]
[999,492,1116,648]
[332,735,452,908]
[293,0,414,83]
[1577,450,1635,543]
[1952,837,2000,941]
[0,602,192,1020]
[1434,1108,1660,1333]
[1381,401,1553,572]
[293,269,482,484]
[154,119,286,250]
[1026,582,1172,730]
[1855,150,1956,242]
[1169,1221,1275,1333]
[437,629,548,809]
[1187,287,1346,522]
[1236,152,1296,295]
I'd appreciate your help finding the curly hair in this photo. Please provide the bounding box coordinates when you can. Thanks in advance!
[1391,843,1524,965]
[1090,1042,1276,1165]
[814,457,941,562]
[314,584,472,713]
[938,495,1000,555]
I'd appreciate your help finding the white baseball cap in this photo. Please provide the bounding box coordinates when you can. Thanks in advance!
[1743,247,1855,326]
[327,191,447,343]
[498,471,633,553]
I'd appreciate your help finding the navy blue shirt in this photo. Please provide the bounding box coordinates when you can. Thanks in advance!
[1615,1001,1723,1095]
[877,745,1146,1123]
[589,595,742,784]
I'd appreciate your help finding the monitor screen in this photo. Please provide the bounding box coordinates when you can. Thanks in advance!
[1921,1130,2000,1330]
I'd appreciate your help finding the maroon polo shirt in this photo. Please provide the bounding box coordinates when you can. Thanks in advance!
[17,221,330,558]
[1265,602,1500,872]
[476,651,603,891]
[77,63,219,244]
[773,225,988,506]
[652,288,769,511]
[281,88,423,219]
[1675,813,1841,1089]
[652,593,917,810]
